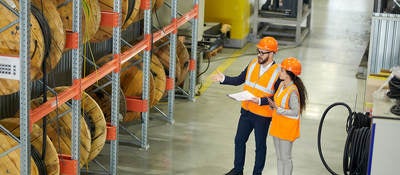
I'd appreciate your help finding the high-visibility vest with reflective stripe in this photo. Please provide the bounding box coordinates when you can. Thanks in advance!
[269,83,300,142]
[241,58,280,117]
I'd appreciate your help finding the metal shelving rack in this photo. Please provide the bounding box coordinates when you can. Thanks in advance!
[124,0,199,149]
[250,0,312,45]
[10,0,199,174]
[152,0,199,125]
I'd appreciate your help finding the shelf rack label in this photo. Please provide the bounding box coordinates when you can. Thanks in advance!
[0,55,19,80]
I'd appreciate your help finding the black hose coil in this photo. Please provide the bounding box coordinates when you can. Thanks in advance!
[318,102,371,175]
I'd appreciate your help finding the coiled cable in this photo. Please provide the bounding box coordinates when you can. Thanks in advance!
[343,113,370,175]
[31,145,47,175]
[31,1,51,164]
[387,76,400,115]
[31,5,51,60]
[124,0,136,25]
[318,102,371,175]
[387,76,400,98]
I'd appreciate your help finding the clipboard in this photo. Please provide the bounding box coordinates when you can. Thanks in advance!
[227,90,256,101]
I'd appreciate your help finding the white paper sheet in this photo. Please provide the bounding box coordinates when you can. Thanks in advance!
[227,90,256,101]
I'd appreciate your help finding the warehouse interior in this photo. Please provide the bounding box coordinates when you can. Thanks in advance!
[0,0,399,175]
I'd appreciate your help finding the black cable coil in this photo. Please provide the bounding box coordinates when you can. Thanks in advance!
[387,76,400,98]
[387,76,400,115]
[31,5,51,60]
[31,145,47,175]
[31,2,52,166]
[318,102,371,175]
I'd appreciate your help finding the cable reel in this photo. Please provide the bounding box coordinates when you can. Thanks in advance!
[317,102,371,175]
[387,75,400,115]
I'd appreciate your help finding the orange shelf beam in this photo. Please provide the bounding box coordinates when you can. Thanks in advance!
[81,59,118,90]
[121,39,148,63]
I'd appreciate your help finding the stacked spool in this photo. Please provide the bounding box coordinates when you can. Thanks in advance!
[153,37,190,86]
[0,118,60,175]
[91,0,141,42]
[53,86,107,162]
[53,0,101,47]
[132,0,163,23]
[91,0,165,42]
[0,132,39,175]
[120,51,166,121]
[121,0,141,30]
[0,0,65,95]
[85,81,127,124]
[0,130,40,174]
[29,97,91,167]
[25,86,107,167]
[86,50,166,122]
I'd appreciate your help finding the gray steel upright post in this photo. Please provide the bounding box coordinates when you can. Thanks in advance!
[251,0,260,41]
[167,0,177,123]
[72,0,82,174]
[110,0,121,173]
[19,0,31,174]
[189,0,199,101]
[141,0,152,149]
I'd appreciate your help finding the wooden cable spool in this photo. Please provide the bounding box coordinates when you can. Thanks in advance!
[131,0,157,23]
[176,37,190,85]
[85,54,157,123]
[52,86,106,163]
[0,118,60,175]
[154,38,182,85]
[85,54,129,122]
[122,53,160,121]
[31,0,65,72]
[92,0,143,41]
[86,83,127,123]
[120,54,155,122]
[29,97,91,167]
[53,0,101,47]
[149,53,166,106]
[0,0,45,95]
[121,0,141,29]
[90,0,130,42]
[153,37,190,85]
[0,0,65,96]
[121,46,166,106]
[0,129,39,174]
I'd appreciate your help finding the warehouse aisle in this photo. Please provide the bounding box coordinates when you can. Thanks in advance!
[95,0,373,174]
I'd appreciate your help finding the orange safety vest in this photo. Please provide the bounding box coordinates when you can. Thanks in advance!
[269,83,300,142]
[242,58,280,117]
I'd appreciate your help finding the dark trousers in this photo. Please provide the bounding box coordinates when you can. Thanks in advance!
[233,109,271,175]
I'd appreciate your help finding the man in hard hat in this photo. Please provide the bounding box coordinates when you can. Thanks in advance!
[212,36,282,175]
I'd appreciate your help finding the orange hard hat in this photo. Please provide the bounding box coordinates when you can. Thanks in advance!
[281,57,302,76]
[256,37,278,52]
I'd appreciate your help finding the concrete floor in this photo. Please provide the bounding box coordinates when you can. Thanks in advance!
[91,0,373,174]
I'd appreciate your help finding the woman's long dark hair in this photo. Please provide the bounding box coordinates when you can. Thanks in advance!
[287,71,308,114]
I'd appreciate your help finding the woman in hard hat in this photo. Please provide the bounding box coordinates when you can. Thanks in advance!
[268,57,308,175]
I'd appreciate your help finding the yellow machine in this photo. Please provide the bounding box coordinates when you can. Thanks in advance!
[204,0,250,48]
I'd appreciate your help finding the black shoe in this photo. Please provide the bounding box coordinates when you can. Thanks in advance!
[225,168,243,175]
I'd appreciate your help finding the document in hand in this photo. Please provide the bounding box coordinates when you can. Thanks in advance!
[228,90,256,101]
